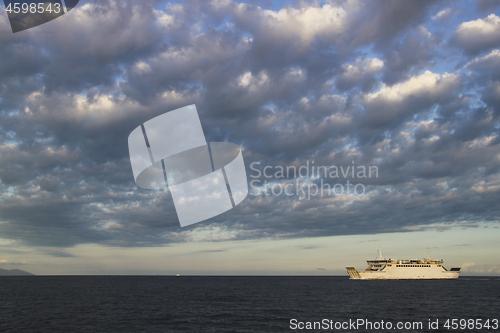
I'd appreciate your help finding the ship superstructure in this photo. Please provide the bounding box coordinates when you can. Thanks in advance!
[346,248,461,280]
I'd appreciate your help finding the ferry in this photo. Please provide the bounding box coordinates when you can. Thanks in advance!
[346,248,461,280]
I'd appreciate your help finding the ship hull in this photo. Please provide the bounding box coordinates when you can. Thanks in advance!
[347,266,460,280]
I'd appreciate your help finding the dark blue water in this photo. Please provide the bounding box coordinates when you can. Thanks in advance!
[1,276,499,332]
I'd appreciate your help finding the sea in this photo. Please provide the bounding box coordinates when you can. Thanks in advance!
[1,276,499,332]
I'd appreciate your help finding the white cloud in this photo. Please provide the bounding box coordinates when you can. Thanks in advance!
[466,49,500,70]
[0,259,27,265]
[336,57,384,90]
[154,9,176,29]
[457,13,500,35]
[453,14,500,54]
[344,58,384,76]
[132,61,152,75]
[237,71,270,91]
[262,5,346,47]
[431,8,453,21]
[362,71,461,124]
[367,70,459,104]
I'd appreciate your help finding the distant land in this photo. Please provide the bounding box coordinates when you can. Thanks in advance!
[0,268,34,276]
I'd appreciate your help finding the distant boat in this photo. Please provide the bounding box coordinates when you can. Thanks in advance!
[346,247,461,280]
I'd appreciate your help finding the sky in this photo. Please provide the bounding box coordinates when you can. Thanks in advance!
[0,0,499,276]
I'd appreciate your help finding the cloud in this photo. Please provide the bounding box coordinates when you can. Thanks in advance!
[432,8,453,21]
[0,0,499,249]
[46,251,77,258]
[363,70,461,126]
[461,262,476,269]
[0,260,27,265]
[452,14,500,55]
[467,49,500,69]
[335,57,384,92]
[194,248,226,253]
[475,0,500,13]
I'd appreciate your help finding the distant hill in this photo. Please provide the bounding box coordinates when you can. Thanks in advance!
[0,268,34,276]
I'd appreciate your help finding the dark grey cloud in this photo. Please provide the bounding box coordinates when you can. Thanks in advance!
[46,251,77,258]
[379,28,440,85]
[342,0,439,48]
[0,0,499,248]
[476,0,500,14]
